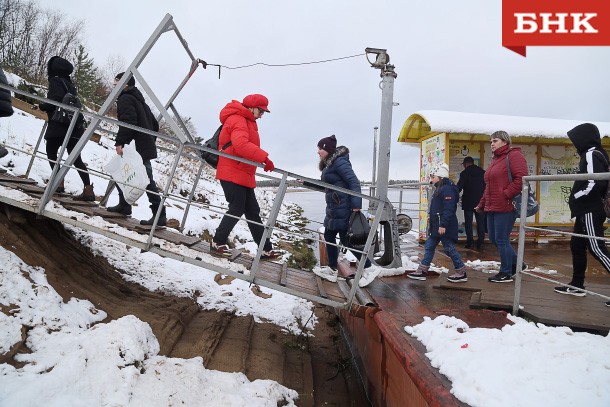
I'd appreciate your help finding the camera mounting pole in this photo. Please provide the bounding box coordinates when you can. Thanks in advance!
[365,47,402,268]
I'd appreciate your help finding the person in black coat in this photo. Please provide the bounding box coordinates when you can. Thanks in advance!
[554,123,610,303]
[38,56,94,200]
[0,66,13,160]
[457,156,486,250]
[407,163,467,283]
[107,72,166,226]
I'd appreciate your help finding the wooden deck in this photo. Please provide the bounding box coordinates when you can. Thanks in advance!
[0,173,348,306]
[402,237,610,332]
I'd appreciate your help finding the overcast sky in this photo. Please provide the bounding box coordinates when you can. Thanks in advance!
[42,0,610,181]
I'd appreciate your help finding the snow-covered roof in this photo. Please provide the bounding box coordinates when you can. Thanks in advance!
[398,110,610,143]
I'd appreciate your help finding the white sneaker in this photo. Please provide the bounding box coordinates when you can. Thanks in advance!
[359,266,381,287]
[312,266,338,282]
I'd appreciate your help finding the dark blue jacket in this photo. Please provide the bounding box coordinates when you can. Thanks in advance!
[428,178,459,241]
[320,146,362,231]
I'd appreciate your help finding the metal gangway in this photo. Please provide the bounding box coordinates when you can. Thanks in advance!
[513,173,610,314]
[0,14,406,310]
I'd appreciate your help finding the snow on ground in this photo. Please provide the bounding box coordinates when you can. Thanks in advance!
[0,247,297,406]
[405,315,610,407]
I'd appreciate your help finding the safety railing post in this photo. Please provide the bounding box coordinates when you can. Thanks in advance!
[513,180,529,315]
[249,173,288,283]
[398,186,404,214]
[179,160,206,232]
[25,122,47,178]
[145,143,185,249]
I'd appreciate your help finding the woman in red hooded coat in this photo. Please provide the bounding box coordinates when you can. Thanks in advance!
[211,94,277,258]
[475,130,528,283]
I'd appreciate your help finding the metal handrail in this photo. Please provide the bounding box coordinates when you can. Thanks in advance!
[1,86,391,310]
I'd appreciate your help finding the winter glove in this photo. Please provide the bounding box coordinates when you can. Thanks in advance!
[263,157,274,172]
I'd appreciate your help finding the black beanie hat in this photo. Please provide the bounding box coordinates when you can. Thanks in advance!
[115,72,135,87]
[317,135,337,154]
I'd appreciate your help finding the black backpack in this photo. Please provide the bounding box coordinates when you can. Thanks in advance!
[201,125,232,168]
[50,78,85,129]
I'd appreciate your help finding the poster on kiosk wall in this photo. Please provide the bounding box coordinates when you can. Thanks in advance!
[419,133,446,240]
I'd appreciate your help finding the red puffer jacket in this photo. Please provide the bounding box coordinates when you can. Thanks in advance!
[477,144,528,213]
[216,101,269,188]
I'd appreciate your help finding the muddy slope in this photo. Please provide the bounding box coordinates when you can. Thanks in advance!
[0,204,369,406]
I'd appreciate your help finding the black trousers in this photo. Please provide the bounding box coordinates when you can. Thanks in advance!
[46,136,91,186]
[463,209,486,245]
[213,180,272,250]
[570,211,610,287]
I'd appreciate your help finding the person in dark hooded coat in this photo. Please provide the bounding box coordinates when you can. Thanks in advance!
[0,66,13,160]
[106,72,165,226]
[0,66,13,119]
[310,135,378,284]
[407,163,467,283]
[38,56,94,200]
[554,123,610,306]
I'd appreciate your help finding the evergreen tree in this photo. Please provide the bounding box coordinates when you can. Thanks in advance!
[72,44,103,107]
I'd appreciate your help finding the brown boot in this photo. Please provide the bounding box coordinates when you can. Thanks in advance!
[56,180,65,194]
[73,184,95,202]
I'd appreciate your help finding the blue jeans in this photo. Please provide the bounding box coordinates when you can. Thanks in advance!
[421,235,464,269]
[486,211,517,275]
[324,228,371,269]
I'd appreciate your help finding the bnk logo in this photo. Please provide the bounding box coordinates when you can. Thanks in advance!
[502,0,610,56]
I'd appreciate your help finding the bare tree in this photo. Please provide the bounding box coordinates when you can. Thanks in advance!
[33,8,83,80]
[102,54,126,87]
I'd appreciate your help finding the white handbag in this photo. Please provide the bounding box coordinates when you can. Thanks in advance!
[104,145,149,205]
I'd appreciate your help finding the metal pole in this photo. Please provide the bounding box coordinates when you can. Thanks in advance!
[512,181,529,315]
[374,65,396,210]
[25,122,47,178]
[180,161,206,232]
[249,173,289,283]
[371,126,378,198]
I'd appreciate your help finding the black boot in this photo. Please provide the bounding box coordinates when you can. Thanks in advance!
[107,198,132,215]
[140,204,166,226]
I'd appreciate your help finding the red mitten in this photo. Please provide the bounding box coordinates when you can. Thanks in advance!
[263,157,274,172]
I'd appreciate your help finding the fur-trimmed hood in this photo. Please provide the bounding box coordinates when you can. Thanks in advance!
[319,145,349,171]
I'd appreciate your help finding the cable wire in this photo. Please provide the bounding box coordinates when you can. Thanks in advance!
[215,53,366,70]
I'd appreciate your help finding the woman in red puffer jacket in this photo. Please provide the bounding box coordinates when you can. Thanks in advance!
[475,130,528,283]
[211,94,278,259]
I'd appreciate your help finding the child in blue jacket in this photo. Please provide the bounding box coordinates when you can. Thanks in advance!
[407,163,467,283]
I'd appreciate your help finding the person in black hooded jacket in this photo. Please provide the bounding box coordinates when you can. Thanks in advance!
[0,66,13,160]
[107,72,166,226]
[38,56,94,201]
[554,123,610,304]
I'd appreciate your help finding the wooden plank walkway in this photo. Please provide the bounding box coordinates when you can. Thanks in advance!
[0,174,348,307]
[411,238,610,332]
